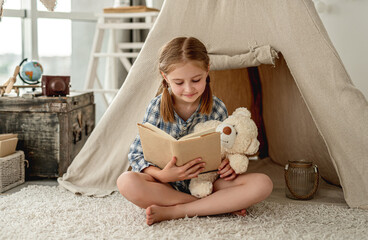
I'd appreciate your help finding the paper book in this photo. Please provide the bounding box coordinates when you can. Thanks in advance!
[137,123,221,173]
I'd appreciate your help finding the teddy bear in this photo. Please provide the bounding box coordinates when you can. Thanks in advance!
[189,107,260,198]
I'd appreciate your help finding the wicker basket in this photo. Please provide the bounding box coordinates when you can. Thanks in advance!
[0,151,26,193]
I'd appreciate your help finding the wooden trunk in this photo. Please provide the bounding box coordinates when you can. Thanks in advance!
[0,92,95,178]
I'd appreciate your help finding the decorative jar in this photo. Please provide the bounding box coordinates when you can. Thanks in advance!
[284,160,319,200]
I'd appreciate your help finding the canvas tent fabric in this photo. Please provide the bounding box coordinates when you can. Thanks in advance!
[58,0,368,209]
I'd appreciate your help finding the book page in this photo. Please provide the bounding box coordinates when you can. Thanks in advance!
[138,123,176,141]
[179,128,216,140]
[138,124,174,169]
[173,131,221,172]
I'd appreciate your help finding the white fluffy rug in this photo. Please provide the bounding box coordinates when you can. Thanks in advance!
[0,185,367,240]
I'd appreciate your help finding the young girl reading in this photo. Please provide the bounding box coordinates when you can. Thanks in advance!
[117,37,273,226]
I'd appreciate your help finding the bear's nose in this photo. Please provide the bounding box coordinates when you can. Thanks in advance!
[223,126,232,135]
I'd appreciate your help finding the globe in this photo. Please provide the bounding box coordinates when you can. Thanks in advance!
[19,60,43,84]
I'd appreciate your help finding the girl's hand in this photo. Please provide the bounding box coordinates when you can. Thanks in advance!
[157,156,205,183]
[217,158,237,181]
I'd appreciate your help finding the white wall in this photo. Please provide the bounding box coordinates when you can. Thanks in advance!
[315,0,368,99]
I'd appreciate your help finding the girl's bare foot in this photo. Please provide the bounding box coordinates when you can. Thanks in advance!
[232,209,247,216]
[145,205,246,225]
[146,205,178,225]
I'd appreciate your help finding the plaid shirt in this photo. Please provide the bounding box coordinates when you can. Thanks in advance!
[128,94,228,193]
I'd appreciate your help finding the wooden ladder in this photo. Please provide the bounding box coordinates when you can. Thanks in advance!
[84,11,159,107]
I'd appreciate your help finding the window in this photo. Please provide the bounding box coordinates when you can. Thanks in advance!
[0,0,151,122]
[38,18,72,75]
[37,0,70,12]
[0,17,22,81]
[3,0,21,10]
[0,0,96,86]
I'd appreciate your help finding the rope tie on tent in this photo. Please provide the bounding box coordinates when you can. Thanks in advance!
[248,41,258,53]
[248,41,279,68]
[270,48,279,67]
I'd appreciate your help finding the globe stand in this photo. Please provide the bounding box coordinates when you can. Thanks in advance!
[13,58,43,96]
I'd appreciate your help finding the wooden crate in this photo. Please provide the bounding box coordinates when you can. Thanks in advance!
[0,92,95,178]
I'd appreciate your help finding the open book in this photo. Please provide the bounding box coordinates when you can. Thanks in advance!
[137,123,221,173]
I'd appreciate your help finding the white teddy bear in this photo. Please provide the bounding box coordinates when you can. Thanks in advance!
[189,107,260,198]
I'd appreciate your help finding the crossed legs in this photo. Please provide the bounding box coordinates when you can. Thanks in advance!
[117,171,198,208]
[117,171,273,225]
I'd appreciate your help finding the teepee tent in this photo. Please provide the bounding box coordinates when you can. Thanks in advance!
[58,0,368,209]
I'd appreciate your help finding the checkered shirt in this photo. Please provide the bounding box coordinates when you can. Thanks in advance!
[128,94,228,193]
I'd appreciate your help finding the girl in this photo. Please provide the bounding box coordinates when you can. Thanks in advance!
[117,37,273,226]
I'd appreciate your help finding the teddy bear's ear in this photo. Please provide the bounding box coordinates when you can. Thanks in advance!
[233,107,251,118]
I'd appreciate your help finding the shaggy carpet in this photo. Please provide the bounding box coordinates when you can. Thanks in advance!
[0,185,367,240]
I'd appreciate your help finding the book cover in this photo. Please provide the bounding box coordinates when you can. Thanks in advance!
[0,133,18,158]
[137,123,221,173]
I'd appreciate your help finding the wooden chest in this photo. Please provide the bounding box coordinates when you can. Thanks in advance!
[0,92,95,178]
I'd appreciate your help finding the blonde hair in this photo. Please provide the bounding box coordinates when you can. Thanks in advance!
[157,37,213,122]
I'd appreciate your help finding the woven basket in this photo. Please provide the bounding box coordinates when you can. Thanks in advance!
[0,151,26,193]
